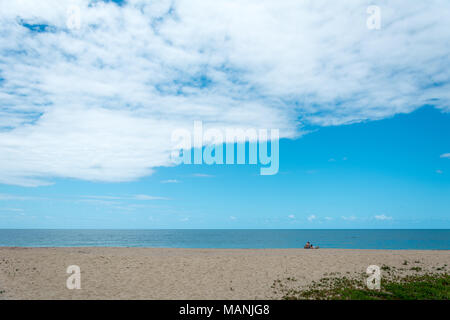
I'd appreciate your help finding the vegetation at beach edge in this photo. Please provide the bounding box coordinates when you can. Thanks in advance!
[273,273,449,300]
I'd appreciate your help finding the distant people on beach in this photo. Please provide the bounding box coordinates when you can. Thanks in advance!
[304,241,319,249]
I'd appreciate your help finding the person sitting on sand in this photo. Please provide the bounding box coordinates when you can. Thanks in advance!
[304,241,311,249]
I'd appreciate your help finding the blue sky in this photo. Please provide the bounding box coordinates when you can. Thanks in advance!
[0,1,449,228]
[1,106,449,229]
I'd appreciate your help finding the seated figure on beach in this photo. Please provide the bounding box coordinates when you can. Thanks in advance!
[304,241,319,249]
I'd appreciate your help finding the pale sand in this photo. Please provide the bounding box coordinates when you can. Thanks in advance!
[0,247,448,299]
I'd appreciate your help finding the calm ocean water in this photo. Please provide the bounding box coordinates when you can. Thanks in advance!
[0,229,449,249]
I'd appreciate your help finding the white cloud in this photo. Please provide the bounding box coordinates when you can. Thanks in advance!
[161,179,180,183]
[436,169,443,174]
[230,216,237,220]
[440,153,450,159]
[0,193,40,201]
[81,195,122,200]
[82,194,168,201]
[341,216,357,221]
[288,214,295,219]
[307,214,316,222]
[1,0,450,186]
[0,208,24,212]
[133,194,169,201]
[374,214,393,221]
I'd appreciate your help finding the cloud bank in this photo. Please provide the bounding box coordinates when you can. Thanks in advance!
[374,214,393,221]
[1,0,449,186]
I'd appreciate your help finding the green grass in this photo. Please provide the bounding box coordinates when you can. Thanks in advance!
[275,273,449,300]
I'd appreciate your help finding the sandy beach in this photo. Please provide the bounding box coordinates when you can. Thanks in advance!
[0,247,448,299]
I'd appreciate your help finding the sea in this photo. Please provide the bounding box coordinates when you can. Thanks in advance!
[0,229,449,249]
